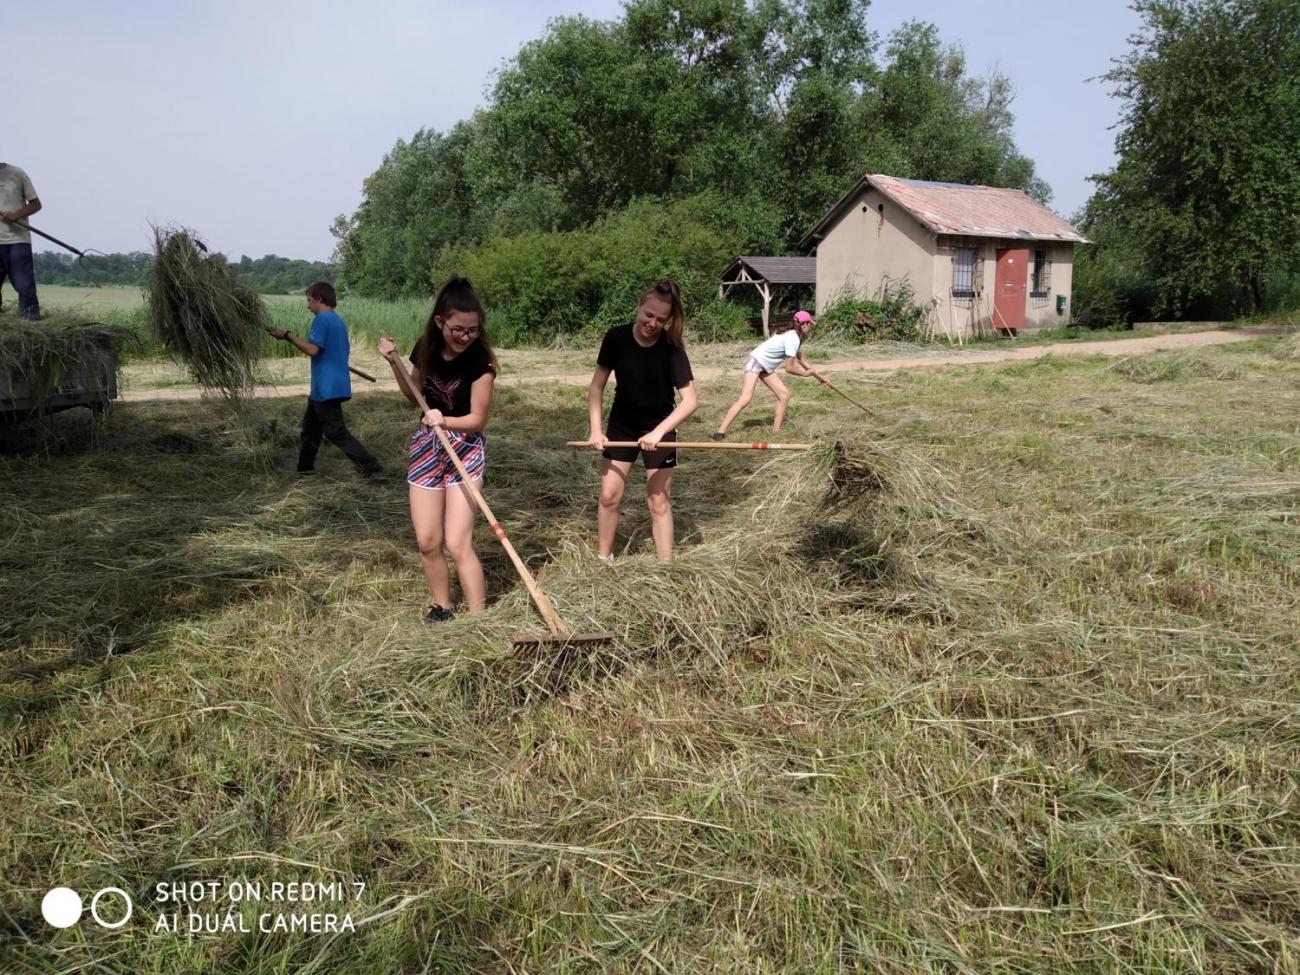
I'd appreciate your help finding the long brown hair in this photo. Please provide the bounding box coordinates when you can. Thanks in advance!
[416,276,499,378]
[639,279,686,349]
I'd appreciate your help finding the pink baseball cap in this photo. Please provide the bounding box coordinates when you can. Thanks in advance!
[793,310,814,324]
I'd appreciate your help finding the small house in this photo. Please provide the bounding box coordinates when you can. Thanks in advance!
[800,174,1089,337]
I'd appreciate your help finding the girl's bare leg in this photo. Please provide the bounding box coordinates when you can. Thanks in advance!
[409,484,451,606]
[716,371,761,435]
[645,465,675,562]
[761,372,792,433]
[597,459,633,557]
[444,481,485,612]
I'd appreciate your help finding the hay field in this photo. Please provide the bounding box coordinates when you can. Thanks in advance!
[2,339,1298,972]
[4,283,431,358]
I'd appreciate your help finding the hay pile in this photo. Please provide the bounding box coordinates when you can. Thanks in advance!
[290,435,1010,754]
[0,310,132,414]
[145,226,266,398]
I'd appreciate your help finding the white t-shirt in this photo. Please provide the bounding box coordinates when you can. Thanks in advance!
[748,329,802,373]
[0,164,38,245]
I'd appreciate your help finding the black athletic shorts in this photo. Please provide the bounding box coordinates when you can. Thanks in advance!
[602,417,677,469]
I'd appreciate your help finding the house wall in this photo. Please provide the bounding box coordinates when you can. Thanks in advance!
[814,188,936,314]
[813,189,1079,336]
[1024,243,1075,329]
[929,239,1077,337]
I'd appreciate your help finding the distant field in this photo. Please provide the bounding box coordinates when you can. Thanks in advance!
[5,282,432,351]
[2,282,145,314]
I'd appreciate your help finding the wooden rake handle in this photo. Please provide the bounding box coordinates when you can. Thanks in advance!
[566,440,811,450]
[810,371,874,416]
[262,325,375,381]
[381,345,566,637]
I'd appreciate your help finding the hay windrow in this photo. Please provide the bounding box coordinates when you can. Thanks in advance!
[1273,331,1300,361]
[144,226,266,399]
[299,435,1010,751]
[1108,349,1247,383]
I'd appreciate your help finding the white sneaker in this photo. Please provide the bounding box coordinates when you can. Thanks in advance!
[594,553,615,568]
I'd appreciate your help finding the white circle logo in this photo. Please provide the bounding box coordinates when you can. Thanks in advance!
[41,888,83,928]
[90,887,133,929]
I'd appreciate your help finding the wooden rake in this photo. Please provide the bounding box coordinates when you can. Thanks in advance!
[380,343,612,651]
[809,370,875,417]
[263,325,376,383]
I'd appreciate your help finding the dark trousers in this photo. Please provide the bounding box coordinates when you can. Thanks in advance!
[298,398,381,473]
[0,242,39,319]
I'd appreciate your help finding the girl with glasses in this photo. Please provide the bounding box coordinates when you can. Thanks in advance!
[379,277,499,623]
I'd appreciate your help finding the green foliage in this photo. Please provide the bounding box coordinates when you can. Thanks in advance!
[338,0,1048,316]
[1086,0,1300,319]
[1071,203,1159,326]
[816,276,930,342]
[229,254,336,294]
[33,251,151,287]
[432,193,779,345]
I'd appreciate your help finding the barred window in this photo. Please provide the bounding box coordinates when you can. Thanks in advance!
[1031,248,1052,296]
[952,246,976,298]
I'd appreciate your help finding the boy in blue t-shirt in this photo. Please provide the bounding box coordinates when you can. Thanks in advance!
[271,281,382,476]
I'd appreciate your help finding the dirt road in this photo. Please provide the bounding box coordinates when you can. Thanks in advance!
[118,326,1284,403]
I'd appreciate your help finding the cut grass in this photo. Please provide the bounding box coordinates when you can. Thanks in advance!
[1,340,1298,972]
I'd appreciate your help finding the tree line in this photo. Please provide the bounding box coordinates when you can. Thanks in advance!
[1075,0,1299,322]
[333,0,1047,340]
[33,251,336,294]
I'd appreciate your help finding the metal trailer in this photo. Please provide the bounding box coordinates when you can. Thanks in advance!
[0,338,119,424]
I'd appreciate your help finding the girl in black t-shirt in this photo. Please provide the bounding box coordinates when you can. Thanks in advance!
[584,280,698,563]
[379,277,498,623]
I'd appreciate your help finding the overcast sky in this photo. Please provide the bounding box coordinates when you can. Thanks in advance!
[11,0,1139,262]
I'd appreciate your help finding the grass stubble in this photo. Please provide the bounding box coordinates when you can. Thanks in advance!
[1,338,1297,972]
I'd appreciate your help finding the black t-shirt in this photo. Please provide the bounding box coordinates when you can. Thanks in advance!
[597,323,693,430]
[410,341,495,418]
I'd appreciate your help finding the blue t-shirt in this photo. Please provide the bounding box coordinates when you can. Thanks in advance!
[307,310,352,402]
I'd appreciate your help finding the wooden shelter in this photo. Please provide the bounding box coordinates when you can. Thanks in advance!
[718,256,817,335]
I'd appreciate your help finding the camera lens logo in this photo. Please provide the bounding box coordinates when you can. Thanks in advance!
[42,887,133,930]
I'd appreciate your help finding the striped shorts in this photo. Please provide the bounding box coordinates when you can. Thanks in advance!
[407,427,486,490]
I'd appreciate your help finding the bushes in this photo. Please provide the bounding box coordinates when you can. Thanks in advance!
[430,192,781,346]
[816,277,930,342]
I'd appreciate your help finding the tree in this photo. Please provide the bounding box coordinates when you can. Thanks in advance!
[336,0,1049,302]
[1093,0,1300,315]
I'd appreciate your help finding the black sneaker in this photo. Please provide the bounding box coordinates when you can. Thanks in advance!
[296,468,317,477]
[710,432,726,442]
[422,604,454,624]
[360,466,386,479]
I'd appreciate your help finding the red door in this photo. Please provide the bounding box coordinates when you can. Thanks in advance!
[994,248,1028,332]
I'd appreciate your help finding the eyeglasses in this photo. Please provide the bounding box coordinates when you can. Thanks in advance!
[446,326,481,339]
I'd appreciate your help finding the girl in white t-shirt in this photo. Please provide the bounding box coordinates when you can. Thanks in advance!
[712,310,825,439]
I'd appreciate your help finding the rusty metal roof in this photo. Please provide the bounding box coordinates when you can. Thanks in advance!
[801,174,1089,248]
[720,256,817,285]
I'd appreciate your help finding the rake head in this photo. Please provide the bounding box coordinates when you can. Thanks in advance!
[510,631,616,650]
